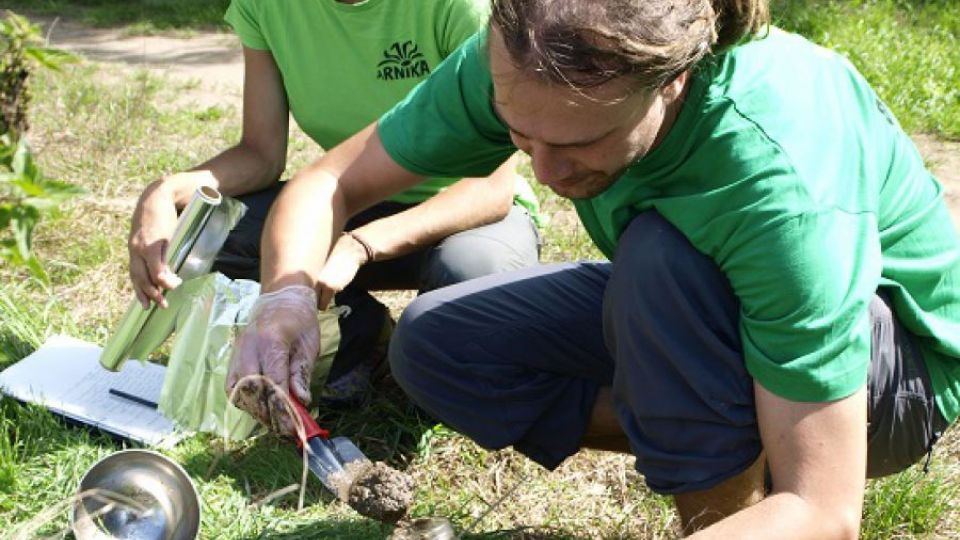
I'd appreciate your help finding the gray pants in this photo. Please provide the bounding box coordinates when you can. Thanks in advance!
[389,211,949,495]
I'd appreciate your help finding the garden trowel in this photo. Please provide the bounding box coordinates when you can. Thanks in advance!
[289,394,370,497]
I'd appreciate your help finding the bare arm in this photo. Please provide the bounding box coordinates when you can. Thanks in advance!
[346,153,517,261]
[161,46,289,205]
[315,154,519,304]
[260,122,427,294]
[129,46,288,307]
[689,383,867,540]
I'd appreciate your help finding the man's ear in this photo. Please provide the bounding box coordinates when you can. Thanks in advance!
[662,70,690,102]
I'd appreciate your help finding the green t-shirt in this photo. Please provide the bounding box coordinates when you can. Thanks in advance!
[379,29,960,422]
[224,0,538,214]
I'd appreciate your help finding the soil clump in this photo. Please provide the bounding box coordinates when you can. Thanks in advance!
[343,461,415,524]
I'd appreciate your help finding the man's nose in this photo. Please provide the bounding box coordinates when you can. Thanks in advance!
[529,144,574,186]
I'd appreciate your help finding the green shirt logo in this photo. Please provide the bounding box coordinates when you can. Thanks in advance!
[377,41,431,80]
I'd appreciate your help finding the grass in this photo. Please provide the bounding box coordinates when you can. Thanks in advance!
[0,1,958,538]
[5,0,231,34]
[773,0,960,140]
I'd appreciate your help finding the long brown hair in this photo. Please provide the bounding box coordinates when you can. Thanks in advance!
[491,0,769,90]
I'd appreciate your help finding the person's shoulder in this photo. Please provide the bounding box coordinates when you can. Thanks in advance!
[428,0,489,20]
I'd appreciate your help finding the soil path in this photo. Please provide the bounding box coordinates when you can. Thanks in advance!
[19,12,960,222]
[30,14,243,108]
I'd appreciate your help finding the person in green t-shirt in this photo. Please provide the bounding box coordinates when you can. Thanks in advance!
[127,0,541,407]
[226,0,960,535]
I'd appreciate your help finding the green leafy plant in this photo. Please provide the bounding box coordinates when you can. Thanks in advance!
[0,11,81,281]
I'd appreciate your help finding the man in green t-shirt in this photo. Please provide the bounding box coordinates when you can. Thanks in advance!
[127,0,542,411]
[228,0,960,535]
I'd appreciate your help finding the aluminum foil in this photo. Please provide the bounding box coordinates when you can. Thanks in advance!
[100,186,246,371]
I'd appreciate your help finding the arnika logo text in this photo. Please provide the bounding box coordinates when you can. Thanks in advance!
[377,41,430,80]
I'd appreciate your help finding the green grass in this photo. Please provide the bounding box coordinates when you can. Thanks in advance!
[0,2,958,538]
[773,0,960,139]
[5,0,231,34]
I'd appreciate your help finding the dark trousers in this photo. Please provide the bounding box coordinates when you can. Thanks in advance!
[389,211,948,494]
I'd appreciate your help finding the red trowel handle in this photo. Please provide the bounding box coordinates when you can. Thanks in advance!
[289,394,330,448]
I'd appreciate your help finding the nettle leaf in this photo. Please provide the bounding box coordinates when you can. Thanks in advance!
[0,203,12,229]
[10,140,39,182]
[0,171,22,183]
[38,179,85,198]
[9,204,39,260]
[25,252,48,282]
[0,240,22,266]
[11,178,44,197]
[0,134,16,164]
[26,46,78,72]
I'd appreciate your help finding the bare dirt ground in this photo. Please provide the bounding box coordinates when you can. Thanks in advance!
[25,13,960,223]
[32,14,243,109]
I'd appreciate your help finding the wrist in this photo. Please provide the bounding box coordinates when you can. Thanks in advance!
[159,171,218,207]
[343,230,376,265]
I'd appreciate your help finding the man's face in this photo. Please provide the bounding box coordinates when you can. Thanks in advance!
[489,27,686,200]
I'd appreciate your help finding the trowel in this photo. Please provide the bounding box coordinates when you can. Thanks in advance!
[289,395,370,497]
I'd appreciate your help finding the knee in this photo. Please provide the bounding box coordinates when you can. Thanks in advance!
[606,211,734,315]
[613,211,702,282]
[388,292,442,393]
[423,235,536,290]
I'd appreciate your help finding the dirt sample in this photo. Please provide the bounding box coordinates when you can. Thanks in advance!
[345,461,415,524]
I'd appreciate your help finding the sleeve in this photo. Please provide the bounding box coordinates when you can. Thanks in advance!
[224,0,269,51]
[720,205,880,402]
[378,30,516,178]
[438,0,491,57]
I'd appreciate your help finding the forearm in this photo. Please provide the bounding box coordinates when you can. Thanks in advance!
[161,142,286,207]
[689,384,867,540]
[688,492,860,540]
[349,156,517,261]
[260,167,346,294]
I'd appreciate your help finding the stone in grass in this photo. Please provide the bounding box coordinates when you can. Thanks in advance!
[388,517,456,540]
[346,461,415,524]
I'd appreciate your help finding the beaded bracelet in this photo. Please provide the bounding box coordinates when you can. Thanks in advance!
[343,230,376,264]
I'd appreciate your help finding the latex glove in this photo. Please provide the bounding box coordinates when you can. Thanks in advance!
[128,180,184,309]
[315,232,370,309]
[225,285,320,435]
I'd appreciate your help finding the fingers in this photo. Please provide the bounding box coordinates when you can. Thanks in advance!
[289,330,321,406]
[129,255,167,309]
[128,185,180,307]
[225,331,273,426]
[225,286,321,435]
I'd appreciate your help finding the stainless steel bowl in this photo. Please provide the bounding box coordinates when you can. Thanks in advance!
[72,450,200,540]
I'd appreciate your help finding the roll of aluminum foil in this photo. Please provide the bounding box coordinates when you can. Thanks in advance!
[100,186,246,371]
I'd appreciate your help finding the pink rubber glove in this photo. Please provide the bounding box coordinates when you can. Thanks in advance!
[225,285,320,435]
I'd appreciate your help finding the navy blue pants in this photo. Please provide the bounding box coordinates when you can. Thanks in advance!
[389,211,947,494]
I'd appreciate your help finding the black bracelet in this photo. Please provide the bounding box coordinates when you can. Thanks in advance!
[343,230,375,264]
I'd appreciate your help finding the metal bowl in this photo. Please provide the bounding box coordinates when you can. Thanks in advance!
[72,450,200,540]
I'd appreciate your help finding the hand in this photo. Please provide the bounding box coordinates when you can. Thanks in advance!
[315,232,370,308]
[225,285,320,435]
[128,180,183,308]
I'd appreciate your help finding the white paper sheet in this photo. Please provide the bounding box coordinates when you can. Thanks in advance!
[0,335,184,447]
